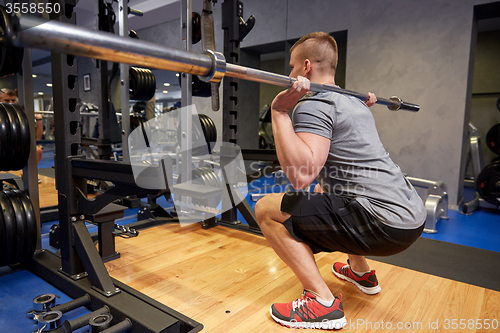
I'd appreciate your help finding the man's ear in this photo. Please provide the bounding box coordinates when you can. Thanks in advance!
[304,59,311,75]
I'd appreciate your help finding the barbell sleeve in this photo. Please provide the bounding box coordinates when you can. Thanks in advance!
[10,14,419,112]
[10,14,215,78]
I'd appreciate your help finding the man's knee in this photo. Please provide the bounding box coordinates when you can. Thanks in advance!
[255,193,282,225]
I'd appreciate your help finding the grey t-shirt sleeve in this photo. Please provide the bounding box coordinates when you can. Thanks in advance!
[292,98,335,140]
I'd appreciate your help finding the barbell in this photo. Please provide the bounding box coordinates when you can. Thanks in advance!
[9,14,419,112]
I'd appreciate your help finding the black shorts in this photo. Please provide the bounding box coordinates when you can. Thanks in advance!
[281,191,424,256]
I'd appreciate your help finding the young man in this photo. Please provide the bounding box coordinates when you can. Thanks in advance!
[255,32,426,329]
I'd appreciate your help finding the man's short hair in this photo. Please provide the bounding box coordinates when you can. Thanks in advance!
[290,32,338,74]
[0,88,16,96]
[0,88,17,103]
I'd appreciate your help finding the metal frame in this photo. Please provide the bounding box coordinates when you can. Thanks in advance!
[406,177,449,234]
[118,0,130,163]
[20,1,202,332]
[17,44,41,249]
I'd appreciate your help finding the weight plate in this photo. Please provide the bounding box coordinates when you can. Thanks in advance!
[192,75,211,97]
[147,70,156,100]
[142,68,155,101]
[198,114,209,141]
[205,115,217,143]
[192,116,208,155]
[199,114,217,152]
[198,114,209,144]
[201,115,215,155]
[5,190,26,264]
[176,115,212,156]
[175,167,222,207]
[476,162,500,205]
[129,67,140,100]
[0,191,16,266]
[0,194,7,266]
[10,104,31,170]
[0,104,12,171]
[204,167,217,188]
[206,115,217,143]
[136,68,146,100]
[0,6,24,77]
[3,103,22,171]
[17,190,36,262]
[191,12,201,44]
[486,123,500,155]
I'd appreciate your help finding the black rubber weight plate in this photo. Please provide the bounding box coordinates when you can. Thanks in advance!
[200,115,214,154]
[5,189,26,264]
[0,193,7,267]
[16,189,36,263]
[205,115,217,148]
[198,114,209,144]
[486,123,500,155]
[11,104,31,170]
[0,104,12,171]
[3,103,22,171]
[129,67,140,100]
[0,6,24,77]
[0,191,16,266]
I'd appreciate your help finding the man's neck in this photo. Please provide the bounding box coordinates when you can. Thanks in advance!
[308,74,335,86]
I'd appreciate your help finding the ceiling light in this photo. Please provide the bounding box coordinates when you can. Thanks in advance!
[175,73,180,77]
[163,83,170,86]
[46,83,52,87]
[163,90,169,94]
[32,74,37,78]
[38,92,44,95]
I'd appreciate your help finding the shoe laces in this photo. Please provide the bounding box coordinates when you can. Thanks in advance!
[292,295,310,311]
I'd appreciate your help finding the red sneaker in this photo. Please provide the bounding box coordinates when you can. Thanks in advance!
[332,260,381,295]
[270,290,346,330]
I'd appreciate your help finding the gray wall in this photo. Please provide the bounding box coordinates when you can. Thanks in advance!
[238,0,494,207]
[138,0,496,207]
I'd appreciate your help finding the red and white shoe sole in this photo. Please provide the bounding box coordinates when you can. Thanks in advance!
[332,266,382,295]
[270,309,347,330]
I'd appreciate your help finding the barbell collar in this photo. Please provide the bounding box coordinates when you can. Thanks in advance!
[198,49,226,83]
[388,96,402,111]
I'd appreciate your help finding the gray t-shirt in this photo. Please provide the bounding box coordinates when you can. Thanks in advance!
[292,91,426,229]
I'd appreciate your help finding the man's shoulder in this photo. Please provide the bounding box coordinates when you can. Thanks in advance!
[297,91,336,107]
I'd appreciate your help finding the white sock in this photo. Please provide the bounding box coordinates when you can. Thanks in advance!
[315,296,334,307]
[351,267,370,276]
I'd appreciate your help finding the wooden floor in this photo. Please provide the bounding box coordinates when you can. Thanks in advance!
[1,170,58,208]
[4,169,500,332]
[105,222,500,333]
